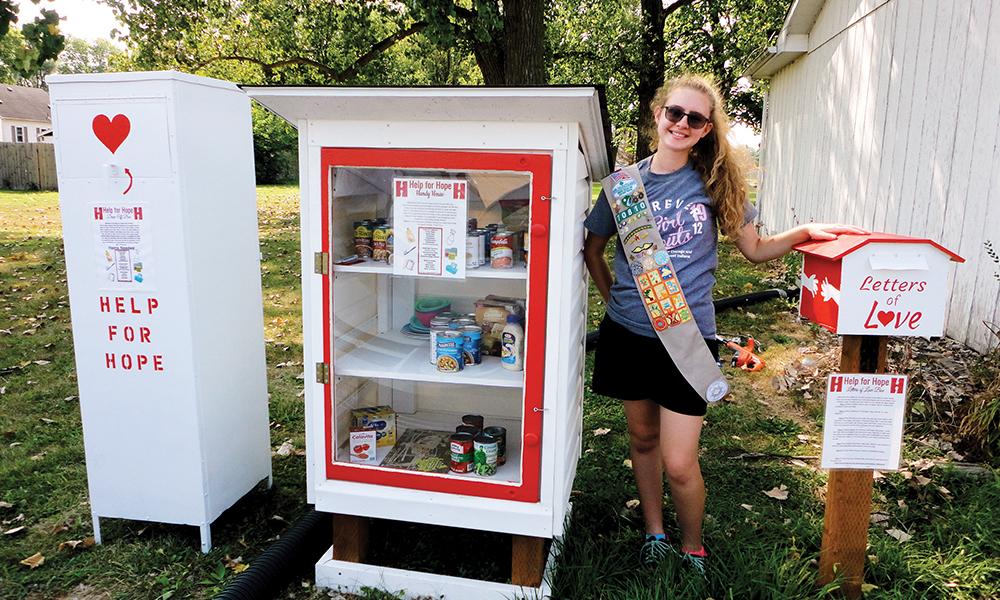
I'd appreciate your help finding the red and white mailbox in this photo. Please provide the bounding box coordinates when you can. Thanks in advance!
[795,233,964,337]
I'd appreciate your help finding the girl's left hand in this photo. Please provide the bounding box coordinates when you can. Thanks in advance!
[801,223,869,241]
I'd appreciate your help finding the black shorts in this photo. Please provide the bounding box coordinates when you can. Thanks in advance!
[591,315,719,417]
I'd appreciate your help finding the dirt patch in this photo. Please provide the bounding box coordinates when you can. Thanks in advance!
[29,584,111,600]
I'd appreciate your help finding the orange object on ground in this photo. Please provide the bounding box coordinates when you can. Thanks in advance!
[725,337,766,372]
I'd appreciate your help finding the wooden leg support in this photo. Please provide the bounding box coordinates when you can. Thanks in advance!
[817,470,875,598]
[332,513,369,563]
[511,534,546,588]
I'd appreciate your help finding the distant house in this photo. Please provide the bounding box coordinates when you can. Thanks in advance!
[0,84,52,143]
[746,0,998,353]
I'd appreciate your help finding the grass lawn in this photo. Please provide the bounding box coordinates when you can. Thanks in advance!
[1,187,998,599]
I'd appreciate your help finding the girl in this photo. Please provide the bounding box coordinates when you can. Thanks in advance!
[583,74,863,576]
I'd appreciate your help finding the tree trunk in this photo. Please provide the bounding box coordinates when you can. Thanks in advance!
[635,0,666,161]
[473,42,506,85]
[503,0,547,84]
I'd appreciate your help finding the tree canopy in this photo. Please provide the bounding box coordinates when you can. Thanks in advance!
[0,0,65,82]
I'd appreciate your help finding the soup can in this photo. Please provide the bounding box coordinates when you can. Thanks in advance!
[462,414,484,431]
[483,426,507,466]
[466,232,480,269]
[436,331,464,373]
[429,316,452,365]
[490,230,514,268]
[372,225,391,262]
[461,325,482,366]
[449,432,475,473]
[473,432,499,476]
[354,220,373,258]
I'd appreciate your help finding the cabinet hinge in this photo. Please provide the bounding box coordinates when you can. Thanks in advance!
[315,362,330,384]
[314,252,329,275]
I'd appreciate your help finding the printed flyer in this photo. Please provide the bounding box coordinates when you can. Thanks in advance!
[392,177,467,279]
[91,203,154,290]
[821,373,908,470]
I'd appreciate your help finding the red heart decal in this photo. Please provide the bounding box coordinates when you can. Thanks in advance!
[876,310,895,326]
[92,114,131,154]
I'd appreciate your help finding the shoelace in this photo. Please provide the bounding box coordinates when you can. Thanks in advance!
[681,547,708,579]
[640,535,672,566]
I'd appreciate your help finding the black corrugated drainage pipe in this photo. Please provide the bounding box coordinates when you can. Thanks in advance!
[585,288,799,352]
[216,509,331,600]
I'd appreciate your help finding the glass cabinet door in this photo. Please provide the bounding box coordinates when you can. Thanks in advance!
[320,148,551,502]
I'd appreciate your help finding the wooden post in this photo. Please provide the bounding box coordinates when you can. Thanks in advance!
[511,534,547,587]
[817,335,887,598]
[332,513,369,563]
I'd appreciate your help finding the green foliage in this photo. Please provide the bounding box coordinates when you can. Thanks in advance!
[252,104,298,184]
[0,2,66,82]
[53,36,126,75]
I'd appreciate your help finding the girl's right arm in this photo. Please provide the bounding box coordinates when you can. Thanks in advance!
[584,231,613,302]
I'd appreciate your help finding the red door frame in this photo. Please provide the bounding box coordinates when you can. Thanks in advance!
[320,148,552,502]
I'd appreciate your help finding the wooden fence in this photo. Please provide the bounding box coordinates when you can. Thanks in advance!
[0,142,57,191]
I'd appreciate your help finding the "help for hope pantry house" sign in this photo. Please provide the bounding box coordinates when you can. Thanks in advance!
[795,233,964,337]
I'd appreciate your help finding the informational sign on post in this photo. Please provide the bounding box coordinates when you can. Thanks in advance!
[392,177,467,279]
[91,203,154,289]
[820,373,908,470]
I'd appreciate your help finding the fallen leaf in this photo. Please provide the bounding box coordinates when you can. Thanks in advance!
[622,459,632,468]
[40,418,57,424]
[869,513,890,525]
[763,484,789,500]
[58,538,95,551]
[584,448,594,454]
[861,583,879,593]
[914,475,932,486]
[233,563,249,573]
[937,486,952,497]
[20,552,44,568]
[591,427,611,436]
[33,360,50,365]
[625,499,640,509]
[872,470,885,480]
[740,504,754,511]
[4,525,27,535]
[0,501,12,509]
[885,528,912,542]
[796,434,811,442]
[274,440,294,456]
[789,459,810,468]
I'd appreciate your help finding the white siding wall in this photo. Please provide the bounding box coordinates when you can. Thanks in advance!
[758,0,1000,352]
[0,118,52,142]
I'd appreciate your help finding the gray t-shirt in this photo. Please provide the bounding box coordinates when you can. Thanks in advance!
[584,159,758,339]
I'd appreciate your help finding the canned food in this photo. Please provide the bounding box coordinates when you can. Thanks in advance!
[354,220,373,258]
[483,426,507,466]
[473,432,499,476]
[462,414,484,431]
[455,425,479,436]
[461,325,482,366]
[477,229,489,266]
[466,232,480,269]
[429,317,452,365]
[467,218,478,231]
[372,225,391,262]
[436,331,464,373]
[450,432,474,473]
[490,230,514,269]
[386,227,394,262]
[453,317,476,328]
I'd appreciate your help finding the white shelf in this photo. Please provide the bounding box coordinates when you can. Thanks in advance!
[335,328,524,388]
[333,258,527,280]
[335,411,523,485]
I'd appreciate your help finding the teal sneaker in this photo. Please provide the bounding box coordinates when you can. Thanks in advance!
[639,534,672,567]
[680,546,708,579]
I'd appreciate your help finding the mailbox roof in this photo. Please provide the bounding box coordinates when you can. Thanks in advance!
[794,232,964,262]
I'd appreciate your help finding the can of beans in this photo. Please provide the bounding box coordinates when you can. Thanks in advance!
[436,331,464,373]
[429,316,452,365]
[354,220,373,258]
[450,432,475,473]
[490,230,514,269]
[461,325,482,366]
[473,432,499,476]
[462,414,484,431]
[483,426,507,466]
[455,424,479,436]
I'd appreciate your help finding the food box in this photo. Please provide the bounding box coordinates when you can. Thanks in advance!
[349,430,378,464]
[475,295,525,356]
[350,406,397,447]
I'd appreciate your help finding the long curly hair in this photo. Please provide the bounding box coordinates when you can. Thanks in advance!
[647,74,748,238]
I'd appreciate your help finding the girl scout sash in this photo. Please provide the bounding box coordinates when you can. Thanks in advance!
[601,164,729,403]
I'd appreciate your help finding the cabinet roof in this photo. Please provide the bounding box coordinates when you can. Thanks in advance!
[242,85,614,179]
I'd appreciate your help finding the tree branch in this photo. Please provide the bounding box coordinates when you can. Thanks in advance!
[193,20,428,83]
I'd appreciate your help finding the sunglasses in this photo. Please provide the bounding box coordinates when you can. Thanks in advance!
[662,105,710,130]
